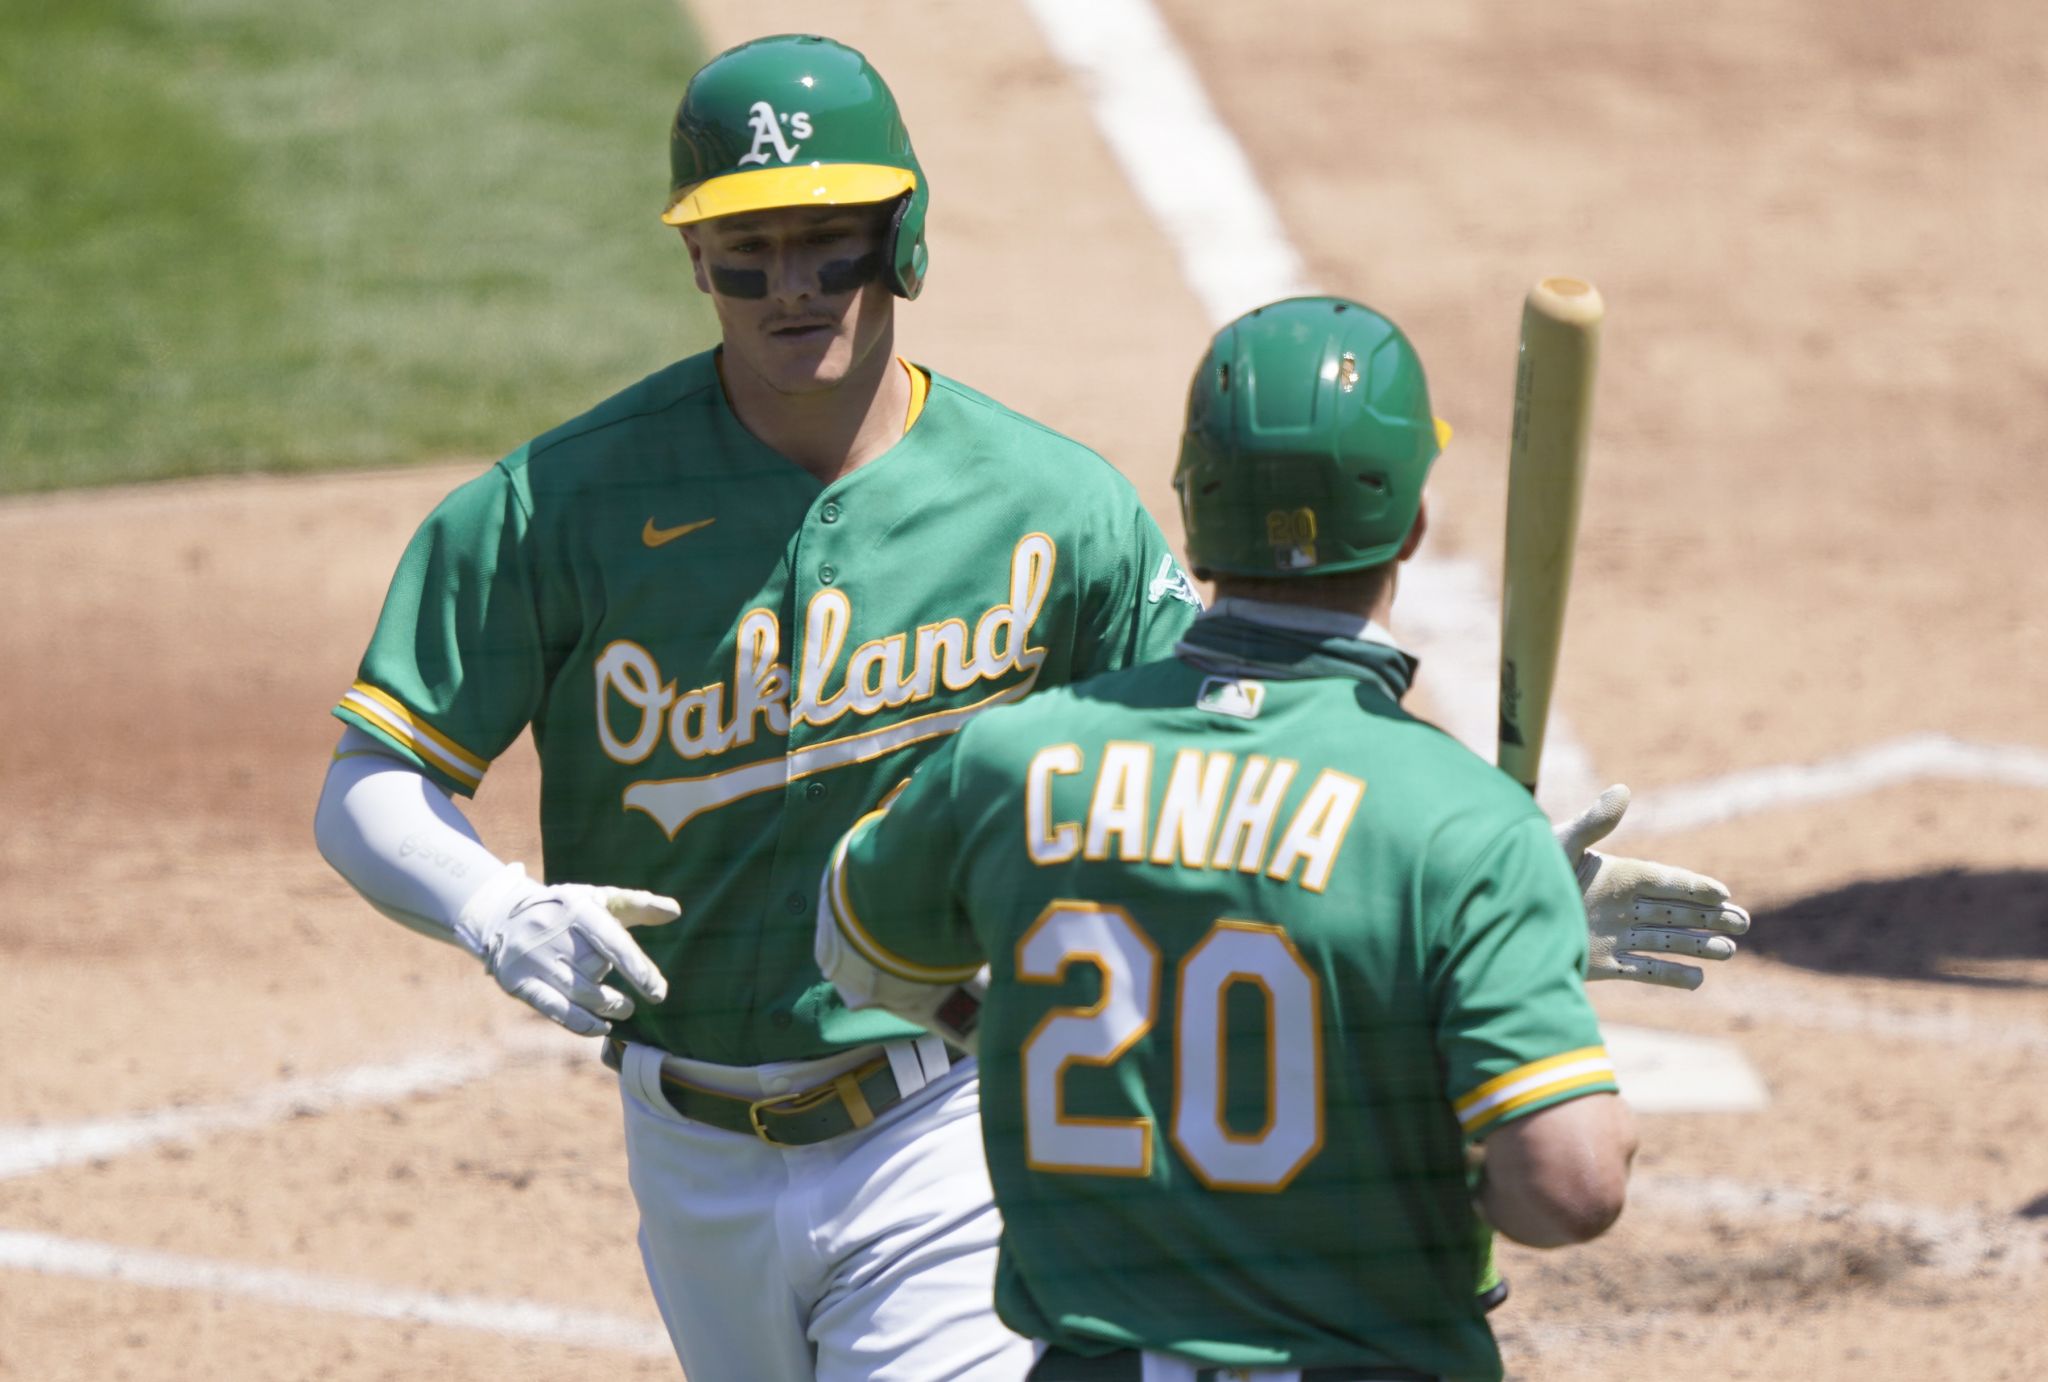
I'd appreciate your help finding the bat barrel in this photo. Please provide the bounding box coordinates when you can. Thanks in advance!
[1497,276,1605,792]
[1527,276,1605,328]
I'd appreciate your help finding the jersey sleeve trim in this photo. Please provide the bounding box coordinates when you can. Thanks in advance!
[824,811,982,986]
[335,681,489,792]
[1454,1045,1617,1136]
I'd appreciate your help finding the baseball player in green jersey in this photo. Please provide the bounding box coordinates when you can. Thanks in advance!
[314,34,1203,1380]
[816,297,1750,1381]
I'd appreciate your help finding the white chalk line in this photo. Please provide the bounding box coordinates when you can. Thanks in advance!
[1400,554,1602,815]
[5,0,2041,1355]
[1009,0,2048,1324]
[0,1023,583,1182]
[1625,731,2048,836]
[1022,0,2048,834]
[0,1229,671,1355]
[1018,0,1310,328]
[1021,0,1598,819]
[0,1169,2029,1359]
[0,995,2031,1347]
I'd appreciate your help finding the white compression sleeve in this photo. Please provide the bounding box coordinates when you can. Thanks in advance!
[313,726,508,949]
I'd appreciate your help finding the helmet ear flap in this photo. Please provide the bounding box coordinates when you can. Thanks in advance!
[886,191,927,299]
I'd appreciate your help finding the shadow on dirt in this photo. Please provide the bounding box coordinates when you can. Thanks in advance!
[1507,1217,1951,1319]
[1746,868,2048,988]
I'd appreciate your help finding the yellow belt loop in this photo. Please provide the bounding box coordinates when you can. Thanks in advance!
[833,1070,877,1129]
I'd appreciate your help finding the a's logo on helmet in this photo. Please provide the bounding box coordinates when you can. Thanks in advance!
[737,101,812,167]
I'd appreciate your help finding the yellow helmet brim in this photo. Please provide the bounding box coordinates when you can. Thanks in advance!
[662,164,917,227]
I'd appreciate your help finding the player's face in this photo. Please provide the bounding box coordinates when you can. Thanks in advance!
[682,204,896,396]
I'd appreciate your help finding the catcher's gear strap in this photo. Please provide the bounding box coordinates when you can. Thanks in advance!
[314,726,505,943]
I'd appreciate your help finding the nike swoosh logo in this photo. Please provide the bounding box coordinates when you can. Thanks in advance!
[642,517,717,547]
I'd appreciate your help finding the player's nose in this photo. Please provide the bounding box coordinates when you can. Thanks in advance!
[767,244,814,305]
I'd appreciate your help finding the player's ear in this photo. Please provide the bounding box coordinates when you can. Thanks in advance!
[677,228,712,295]
[1397,495,1429,562]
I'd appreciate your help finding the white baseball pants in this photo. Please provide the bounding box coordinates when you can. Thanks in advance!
[615,1037,1035,1381]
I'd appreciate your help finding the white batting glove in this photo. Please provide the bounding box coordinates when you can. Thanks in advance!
[454,863,681,1036]
[1553,785,1751,990]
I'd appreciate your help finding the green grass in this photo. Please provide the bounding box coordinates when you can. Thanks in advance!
[0,0,715,492]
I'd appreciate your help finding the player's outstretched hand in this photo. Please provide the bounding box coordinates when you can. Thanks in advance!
[455,862,681,1035]
[1553,785,1751,989]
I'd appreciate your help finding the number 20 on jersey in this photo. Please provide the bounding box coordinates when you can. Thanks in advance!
[1018,900,1324,1192]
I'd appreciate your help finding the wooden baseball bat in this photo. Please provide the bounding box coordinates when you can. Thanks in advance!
[1497,276,1604,792]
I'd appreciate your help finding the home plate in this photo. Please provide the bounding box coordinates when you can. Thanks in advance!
[1601,1024,1770,1113]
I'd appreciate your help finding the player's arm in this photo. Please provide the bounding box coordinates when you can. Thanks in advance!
[815,735,988,1052]
[318,466,675,1036]
[1433,813,1635,1248]
[315,728,678,1036]
[1474,1091,1637,1247]
[315,726,505,944]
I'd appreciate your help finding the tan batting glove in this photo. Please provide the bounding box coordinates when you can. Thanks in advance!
[1553,785,1751,989]
[813,886,988,1058]
[455,863,681,1036]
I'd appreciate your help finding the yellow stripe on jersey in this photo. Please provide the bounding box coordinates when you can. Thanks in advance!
[336,681,489,791]
[1454,1045,1616,1135]
[901,357,929,432]
[826,813,982,986]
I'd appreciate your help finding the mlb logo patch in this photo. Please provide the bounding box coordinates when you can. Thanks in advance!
[1196,676,1265,720]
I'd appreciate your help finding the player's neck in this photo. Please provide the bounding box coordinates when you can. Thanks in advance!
[1211,569,1399,629]
[720,332,911,486]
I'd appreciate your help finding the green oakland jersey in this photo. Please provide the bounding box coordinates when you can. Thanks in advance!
[334,348,1200,1064]
[823,623,1615,1380]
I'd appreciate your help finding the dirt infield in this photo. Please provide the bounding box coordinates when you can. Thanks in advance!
[3,1,2043,1378]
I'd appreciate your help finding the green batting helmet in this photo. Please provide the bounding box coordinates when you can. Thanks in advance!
[662,35,930,299]
[1173,296,1452,578]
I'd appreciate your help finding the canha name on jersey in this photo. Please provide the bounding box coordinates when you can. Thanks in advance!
[1026,741,1364,892]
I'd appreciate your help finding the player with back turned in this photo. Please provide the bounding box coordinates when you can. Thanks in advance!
[817,297,1750,1381]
